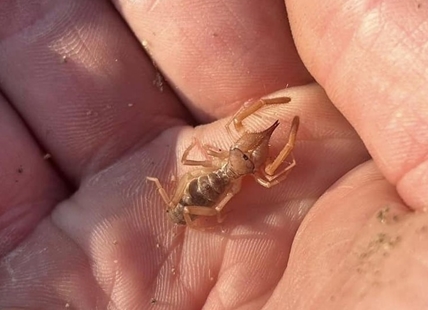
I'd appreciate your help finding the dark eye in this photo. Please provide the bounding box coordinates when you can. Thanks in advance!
[242,154,249,160]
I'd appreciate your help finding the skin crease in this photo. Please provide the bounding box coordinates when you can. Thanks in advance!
[0,0,427,310]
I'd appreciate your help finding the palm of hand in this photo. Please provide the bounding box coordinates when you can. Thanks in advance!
[1,1,427,310]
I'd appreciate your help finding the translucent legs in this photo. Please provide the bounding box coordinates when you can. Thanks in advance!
[228,96,299,188]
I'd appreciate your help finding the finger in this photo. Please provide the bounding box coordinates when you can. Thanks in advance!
[0,218,105,309]
[0,1,190,183]
[287,0,428,210]
[0,94,67,257]
[265,161,425,309]
[114,0,313,121]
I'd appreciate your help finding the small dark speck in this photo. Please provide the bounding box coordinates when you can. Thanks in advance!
[417,3,422,8]
[150,298,157,304]
[376,207,389,223]
[418,225,427,233]
[212,32,218,37]
[377,233,387,243]
[17,166,23,174]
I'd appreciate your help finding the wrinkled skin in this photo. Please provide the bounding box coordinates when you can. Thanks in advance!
[1,1,427,309]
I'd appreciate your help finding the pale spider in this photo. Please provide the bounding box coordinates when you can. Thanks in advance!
[147,97,299,227]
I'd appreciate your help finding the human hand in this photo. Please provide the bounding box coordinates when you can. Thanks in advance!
[0,1,426,309]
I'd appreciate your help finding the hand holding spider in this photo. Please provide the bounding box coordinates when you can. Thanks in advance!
[0,1,426,309]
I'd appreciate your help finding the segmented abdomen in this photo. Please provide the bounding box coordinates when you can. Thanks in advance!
[180,171,229,207]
